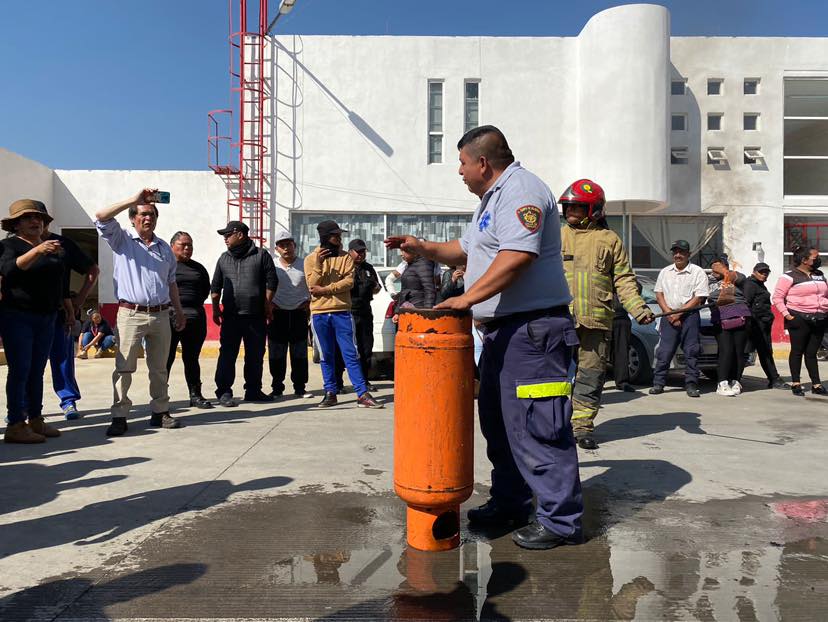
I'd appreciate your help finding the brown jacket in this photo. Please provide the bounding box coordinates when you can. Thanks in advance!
[304,247,355,315]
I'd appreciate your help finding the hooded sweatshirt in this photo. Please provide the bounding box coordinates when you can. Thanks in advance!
[304,246,355,314]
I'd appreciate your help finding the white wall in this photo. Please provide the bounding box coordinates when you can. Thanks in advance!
[0,148,54,214]
[670,36,828,278]
[270,3,672,231]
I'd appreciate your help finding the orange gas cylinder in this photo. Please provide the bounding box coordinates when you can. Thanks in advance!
[393,308,475,551]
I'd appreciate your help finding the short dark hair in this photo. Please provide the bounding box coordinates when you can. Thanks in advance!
[170,231,191,245]
[456,125,515,168]
[792,244,818,267]
[128,204,159,219]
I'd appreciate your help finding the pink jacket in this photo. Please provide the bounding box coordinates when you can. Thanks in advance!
[772,269,828,316]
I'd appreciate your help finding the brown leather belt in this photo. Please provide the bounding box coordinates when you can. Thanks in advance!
[119,301,170,313]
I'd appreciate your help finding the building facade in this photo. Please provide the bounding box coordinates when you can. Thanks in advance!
[2,4,827,341]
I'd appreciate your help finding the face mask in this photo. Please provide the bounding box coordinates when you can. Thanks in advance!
[811,257,822,270]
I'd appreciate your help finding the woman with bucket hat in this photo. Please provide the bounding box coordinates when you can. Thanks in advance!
[0,199,65,443]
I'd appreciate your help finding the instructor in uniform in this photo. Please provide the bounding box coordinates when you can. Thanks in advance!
[559,180,654,450]
[386,125,583,550]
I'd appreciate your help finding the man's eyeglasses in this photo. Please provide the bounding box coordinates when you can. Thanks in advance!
[223,231,239,239]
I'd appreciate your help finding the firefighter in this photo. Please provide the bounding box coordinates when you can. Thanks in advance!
[559,179,655,450]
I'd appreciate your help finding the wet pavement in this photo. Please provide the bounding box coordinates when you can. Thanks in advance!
[1,358,828,620]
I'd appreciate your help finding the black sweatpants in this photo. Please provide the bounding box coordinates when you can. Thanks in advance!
[715,324,749,383]
[267,307,309,395]
[786,312,827,384]
[612,314,632,385]
[749,318,780,383]
[166,310,207,389]
[335,310,374,385]
[214,314,266,397]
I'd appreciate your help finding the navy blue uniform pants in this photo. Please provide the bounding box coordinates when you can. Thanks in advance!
[478,310,583,538]
[652,311,701,387]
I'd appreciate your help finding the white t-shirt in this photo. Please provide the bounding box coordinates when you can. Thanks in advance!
[654,263,710,309]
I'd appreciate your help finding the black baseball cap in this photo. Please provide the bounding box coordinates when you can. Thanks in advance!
[348,239,367,252]
[217,220,249,236]
[670,239,691,252]
[753,262,771,274]
[711,254,729,267]
[317,220,347,237]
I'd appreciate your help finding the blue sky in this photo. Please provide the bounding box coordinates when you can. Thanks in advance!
[1,0,826,170]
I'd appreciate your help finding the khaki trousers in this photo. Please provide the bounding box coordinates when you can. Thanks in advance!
[111,307,171,418]
[571,326,610,437]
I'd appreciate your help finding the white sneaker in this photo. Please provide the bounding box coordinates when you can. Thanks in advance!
[716,381,735,396]
[730,381,742,395]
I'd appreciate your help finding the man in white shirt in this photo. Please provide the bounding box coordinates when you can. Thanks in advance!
[650,240,710,397]
[268,228,313,399]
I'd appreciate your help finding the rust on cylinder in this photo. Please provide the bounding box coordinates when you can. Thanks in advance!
[393,308,474,551]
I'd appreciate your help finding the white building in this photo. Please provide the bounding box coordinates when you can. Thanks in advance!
[2,3,827,340]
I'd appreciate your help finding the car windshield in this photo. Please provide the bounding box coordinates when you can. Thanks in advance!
[636,276,658,304]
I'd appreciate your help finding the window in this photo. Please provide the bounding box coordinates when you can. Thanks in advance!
[707,113,723,131]
[744,78,760,95]
[707,79,723,95]
[428,81,443,164]
[631,216,724,271]
[707,148,727,164]
[671,80,686,95]
[671,114,687,131]
[464,80,479,133]
[744,113,760,130]
[744,147,764,164]
[290,212,474,268]
[670,148,688,165]
[785,216,828,254]
[386,214,473,266]
[784,79,828,195]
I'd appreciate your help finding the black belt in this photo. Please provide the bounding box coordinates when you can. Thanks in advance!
[119,301,170,312]
[479,305,569,333]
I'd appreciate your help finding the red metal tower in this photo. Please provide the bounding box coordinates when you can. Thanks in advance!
[209,0,269,247]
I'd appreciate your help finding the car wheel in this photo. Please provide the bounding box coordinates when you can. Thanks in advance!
[628,337,653,385]
[702,369,718,382]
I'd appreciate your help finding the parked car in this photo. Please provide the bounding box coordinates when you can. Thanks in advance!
[616,275,754,385]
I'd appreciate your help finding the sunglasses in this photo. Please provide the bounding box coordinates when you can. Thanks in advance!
[223,231,239,239]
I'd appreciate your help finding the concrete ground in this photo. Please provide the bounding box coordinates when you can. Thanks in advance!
[1,353,827,621]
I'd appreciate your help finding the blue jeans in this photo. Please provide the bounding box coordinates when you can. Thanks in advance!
[50,313,81,409]
[311,311,367,396]
[81,332,116,350]
[0,309,56,424]
[653,311,701,387]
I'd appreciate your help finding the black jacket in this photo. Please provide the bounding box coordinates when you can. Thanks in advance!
[211,240,278,316]
[350,260,379,314]
[397,257,437,311]
[438,269,464,302]
[743,275,774,323]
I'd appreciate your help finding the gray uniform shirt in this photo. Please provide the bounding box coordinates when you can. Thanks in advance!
[460,161,571,321]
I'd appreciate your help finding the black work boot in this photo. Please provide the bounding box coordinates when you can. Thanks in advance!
[150,411,182,429]
[685,383,700,398]
[189,384,214,409]
[106,417,128,437]
[467,499,532,528]
[577,434,598,450]
[512,520,584,550]
[318,392,338,408]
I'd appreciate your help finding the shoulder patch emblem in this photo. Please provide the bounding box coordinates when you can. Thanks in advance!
[516,205,542,233]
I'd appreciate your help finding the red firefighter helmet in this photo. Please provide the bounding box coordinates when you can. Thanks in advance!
[558,179,606,221]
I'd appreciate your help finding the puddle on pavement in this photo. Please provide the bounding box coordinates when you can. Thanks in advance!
[4,490,828,620]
